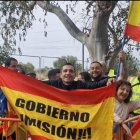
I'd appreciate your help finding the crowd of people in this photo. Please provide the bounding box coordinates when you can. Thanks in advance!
[0,50,140,140]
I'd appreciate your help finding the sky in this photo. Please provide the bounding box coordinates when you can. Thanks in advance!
[11,2,90,70]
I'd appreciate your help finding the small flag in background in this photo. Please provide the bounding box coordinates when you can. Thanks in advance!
[124,1,140,42]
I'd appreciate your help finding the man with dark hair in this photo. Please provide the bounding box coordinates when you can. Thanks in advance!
[48,68,60,80]
[4,57,18,71]
[44,63,115,90]
[90,51,128,82]
[89,61,108,82]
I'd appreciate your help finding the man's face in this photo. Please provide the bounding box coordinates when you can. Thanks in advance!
[89,63,102,78]
[60,65,75,85]
[7,60,18,71]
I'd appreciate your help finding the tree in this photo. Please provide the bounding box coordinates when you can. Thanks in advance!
[0,1,139,69]
[0,46,16,65]
[126,55,140,76]
[18,62,35,73]
[53,56,82,74]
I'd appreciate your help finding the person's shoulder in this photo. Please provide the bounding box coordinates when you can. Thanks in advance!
[100,75,109,80]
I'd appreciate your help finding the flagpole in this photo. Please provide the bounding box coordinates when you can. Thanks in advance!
[116,37,125,80]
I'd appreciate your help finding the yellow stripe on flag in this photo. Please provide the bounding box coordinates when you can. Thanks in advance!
[133,129,140,140]
[127,1,140,26]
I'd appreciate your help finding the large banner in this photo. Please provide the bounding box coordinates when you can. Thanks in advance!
[0,67,115,140]
[124,1,140,42]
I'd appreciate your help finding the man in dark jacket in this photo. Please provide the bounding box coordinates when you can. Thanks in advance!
[43,63,115,90]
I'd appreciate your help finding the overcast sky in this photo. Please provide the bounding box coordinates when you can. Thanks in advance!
[12,3,90,70]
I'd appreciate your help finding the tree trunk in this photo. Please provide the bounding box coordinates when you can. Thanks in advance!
[86,1,118,62]
[37,1,118,64]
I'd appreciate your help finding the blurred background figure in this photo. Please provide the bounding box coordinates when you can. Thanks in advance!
[99,61,109,75]
[100,61,115,78]
[48,68,60,80]
[17,67,26,75]
[129,67,140,116]
[26,72,37,79]
[77,72,91,82]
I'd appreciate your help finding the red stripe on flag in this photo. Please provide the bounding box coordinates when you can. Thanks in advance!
[131,117,140,135]
[124,23,140,42]
[0,67,115,104]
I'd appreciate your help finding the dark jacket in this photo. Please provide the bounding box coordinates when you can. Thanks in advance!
[43,78,108,90]
[91,74,109,82]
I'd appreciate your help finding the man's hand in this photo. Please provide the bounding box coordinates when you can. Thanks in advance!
[106,78,116,86]
[118,51,126,63]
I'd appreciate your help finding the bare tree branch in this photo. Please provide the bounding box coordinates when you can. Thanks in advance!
[27,1,37,11]
[108,23,119,46]
[108,37,130,68]
[36,1,87,44]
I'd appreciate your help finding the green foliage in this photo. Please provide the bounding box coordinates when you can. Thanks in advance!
[18,62,35,73]
[53,56,82,74]
[0,45,16,65]
[126,55,140,76]
[0,1,35,52]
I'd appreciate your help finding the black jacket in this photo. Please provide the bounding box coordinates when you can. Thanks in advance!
[43,78,108,90]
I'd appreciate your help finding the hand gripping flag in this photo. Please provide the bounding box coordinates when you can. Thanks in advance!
[124,1,140,42]
[0,66,115,140]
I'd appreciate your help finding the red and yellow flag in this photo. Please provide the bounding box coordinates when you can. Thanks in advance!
[124,1,140,42]
[129,117,140,140]
[0,66,115,140]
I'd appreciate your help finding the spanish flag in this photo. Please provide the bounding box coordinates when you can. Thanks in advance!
[130,117,140,140]
[124,1,140,42]
[0,66,115,140]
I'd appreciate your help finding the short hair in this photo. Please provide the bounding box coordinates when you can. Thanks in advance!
[5,57,18,67]
[61,63,75,71]
[116,80,132,103]
[79,72,91,82]
[48,69,60,80]
[90,61,102,67]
